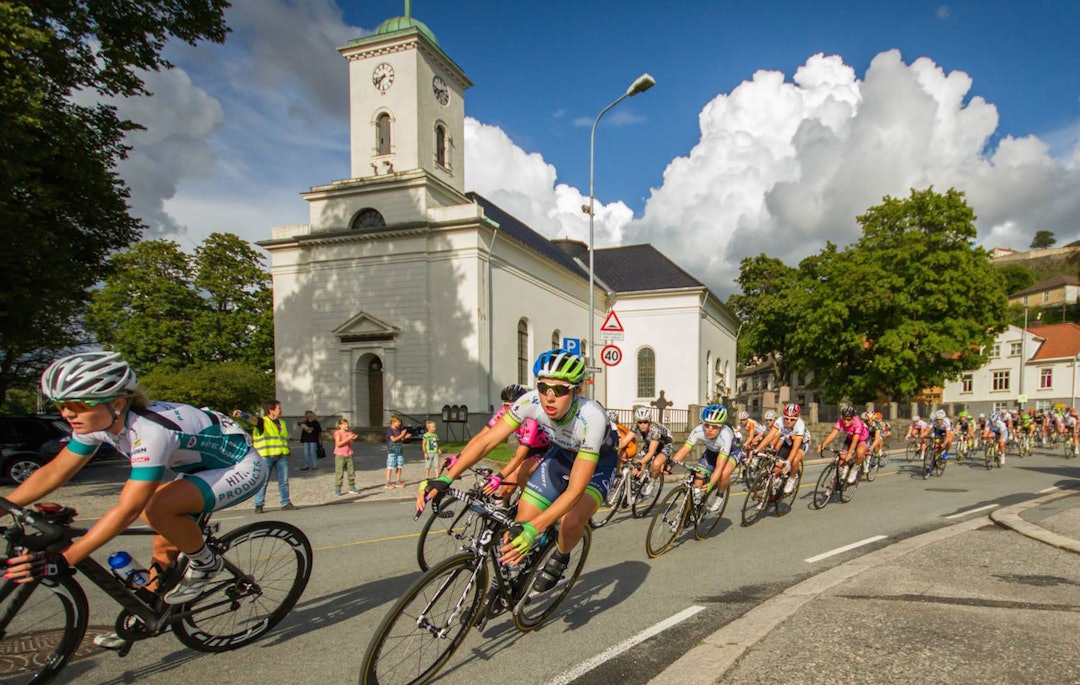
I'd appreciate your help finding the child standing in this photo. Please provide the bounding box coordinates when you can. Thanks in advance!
[334,418,360,496]
[421,420,441,480]
[386,415,411,488]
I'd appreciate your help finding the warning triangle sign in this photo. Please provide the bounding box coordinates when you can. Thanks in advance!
[600,310,624,333]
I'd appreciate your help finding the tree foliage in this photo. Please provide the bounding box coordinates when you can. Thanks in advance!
[735,188,1009,403]
[141,362,274,414]
[997,264,1037,297]
[86,233,274,383]
[725,254,802,384]
[0,1,229,405]
[1030,230,1057,249]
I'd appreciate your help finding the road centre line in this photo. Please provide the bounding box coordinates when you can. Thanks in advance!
[805,535,888,564]
[551,605,706,685]
[944,504,999,519]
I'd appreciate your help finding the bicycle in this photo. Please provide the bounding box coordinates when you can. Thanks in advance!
[861,445,882,482]
[1064,435,1078,460]
[922,438,947,479]
[954,435,970,463]
[417,466,520,571]
[812,447,860,509]
[741,451,803,526]
[904,436,924,463]
[644,462,729,558]
[0,496,313,685]
[1016,432,1031,458]
[362,486,589,685]
[589,458,662,528]
[738,447,773,489]
[983,438,1003,469]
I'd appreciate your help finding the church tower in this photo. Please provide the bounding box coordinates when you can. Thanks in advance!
[300,6,472,230]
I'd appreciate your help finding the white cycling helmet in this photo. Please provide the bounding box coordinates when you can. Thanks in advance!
[764,409,777,421]
[606,410,619,424]
[634,407,652,422]
[737,410,749,420]
[934,409,946,421]
[41,351,138,401]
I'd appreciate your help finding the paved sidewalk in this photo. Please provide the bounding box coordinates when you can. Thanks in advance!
[651,484,1080,685]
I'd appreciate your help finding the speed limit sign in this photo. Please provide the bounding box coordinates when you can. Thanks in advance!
[600,344,622,367]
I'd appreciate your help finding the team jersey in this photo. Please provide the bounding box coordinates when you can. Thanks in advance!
[66,402,252,482]
[738,419,760,439]
[929,418,953,440]
[634,421,674,450]
[833,416,870,442]
[684,423,739,457]
[505,392,615,462]
[910,419,928,433]
[487,405,551,450]
[770,416,811,445]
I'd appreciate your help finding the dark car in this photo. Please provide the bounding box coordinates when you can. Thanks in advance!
[0,414,71,484]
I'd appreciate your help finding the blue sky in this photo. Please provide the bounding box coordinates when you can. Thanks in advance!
[115,0,1080,296]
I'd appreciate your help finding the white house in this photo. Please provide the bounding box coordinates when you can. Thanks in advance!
[943,323,1080,413]
[258,11,738,429]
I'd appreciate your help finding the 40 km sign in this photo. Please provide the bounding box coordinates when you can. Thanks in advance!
[600,344,622,367]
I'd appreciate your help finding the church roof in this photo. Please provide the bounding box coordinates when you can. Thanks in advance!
[375,16,439,45]
[593,244,706,293]
[467,193,588,278]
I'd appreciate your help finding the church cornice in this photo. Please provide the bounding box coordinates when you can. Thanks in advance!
[339,31,471,90]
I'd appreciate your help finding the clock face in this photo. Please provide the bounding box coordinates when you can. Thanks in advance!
[372,63,394,92]
[432,76,449,106]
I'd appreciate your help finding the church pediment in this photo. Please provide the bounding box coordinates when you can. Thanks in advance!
[334,311,401,343]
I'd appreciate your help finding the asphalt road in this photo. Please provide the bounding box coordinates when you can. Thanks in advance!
[47,445,1078,685]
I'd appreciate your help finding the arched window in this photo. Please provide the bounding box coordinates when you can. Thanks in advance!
[551,329,561,349]
[351,208,385,230]
[435,123,448,167]
[637,348,655,398]
[517,318,529,385]
[376,113,392,155]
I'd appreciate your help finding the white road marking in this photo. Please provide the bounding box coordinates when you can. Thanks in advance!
[551,605,706,684]
[944,504,999,519]
[805,535,888,563]
[1038,486,1061,494]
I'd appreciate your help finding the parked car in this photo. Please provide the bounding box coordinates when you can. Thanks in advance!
[0,414,71,484]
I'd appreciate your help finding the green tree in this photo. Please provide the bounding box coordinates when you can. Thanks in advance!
[85,240,203,372]
[790,188,1009,402]
[0,1,229,406]
[726,254,803,385]
[192,233,274,370]
[1030,230,1056,249]
[997,263,1037,297]
[141,362,274,414]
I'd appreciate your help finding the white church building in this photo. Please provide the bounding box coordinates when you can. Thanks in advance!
[259,12,738,430]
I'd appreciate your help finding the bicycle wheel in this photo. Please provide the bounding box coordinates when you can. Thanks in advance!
[514,527,591,631]
[694,484,729,539]
[864,453,879,482]
[361,554,485,685]
[589,476,624,528]
[631,470,664,518]
[0,576,88,685]
[418,496,484,571]
[645,486,688,558]
[905,441,919,462]
[984,444,994,470]
[776,462,803,517]
[934,452,947,477]
[839,464,859,503]
[172,521,313,652]
[812,464,837,509]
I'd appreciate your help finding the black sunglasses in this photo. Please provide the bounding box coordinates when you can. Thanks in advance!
[537,382,576,397]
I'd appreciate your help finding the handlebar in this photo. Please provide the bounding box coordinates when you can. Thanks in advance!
[0,496,74,554]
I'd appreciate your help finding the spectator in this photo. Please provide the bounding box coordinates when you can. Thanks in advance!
[297,410,323,471]
[386,415,411,489]
[421,420,441,480]
[233,400,296,513]
[333,418,360,495]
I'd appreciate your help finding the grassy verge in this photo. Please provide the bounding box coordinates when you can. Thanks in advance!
[439,441,515,464]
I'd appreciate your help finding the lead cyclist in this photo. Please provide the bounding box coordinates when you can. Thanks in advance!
[419,348,617,591]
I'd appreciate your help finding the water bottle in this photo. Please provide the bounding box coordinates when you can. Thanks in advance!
[108,551,149,588]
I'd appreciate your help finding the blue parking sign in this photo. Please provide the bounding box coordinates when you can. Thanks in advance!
[562,337,581,356]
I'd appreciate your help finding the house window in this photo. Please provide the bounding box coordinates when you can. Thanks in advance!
[435,123,448,167]
[351,208,385,230]
[1009,342,1022,356]
[551,330,561,349]
[961,374,973,393]
[376,113,392,155]
[637,348,655,397]
[991,343,1001,357]
[1043,291,1050,303]
[1040,368,1053,389]
[991,370,1010,391]
[752,376,760,391]
[992,401,1010,413]
[517,319,529,385]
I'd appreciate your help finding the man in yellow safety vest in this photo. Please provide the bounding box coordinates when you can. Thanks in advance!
[233,400,296,514]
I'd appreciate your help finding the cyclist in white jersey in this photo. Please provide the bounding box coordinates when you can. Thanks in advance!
[419,349,617,592]
[670,405,741,500]
[3,353,266,620]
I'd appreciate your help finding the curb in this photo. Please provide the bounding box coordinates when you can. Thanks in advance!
[989,486,1080,554]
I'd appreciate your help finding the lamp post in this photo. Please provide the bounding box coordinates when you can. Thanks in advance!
[1019,306,1028,409]
[587,73,655,389]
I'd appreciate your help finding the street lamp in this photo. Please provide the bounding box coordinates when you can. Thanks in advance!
[587,73,655,388]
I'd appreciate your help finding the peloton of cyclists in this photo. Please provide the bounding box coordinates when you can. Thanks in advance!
[746,403,810,494]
